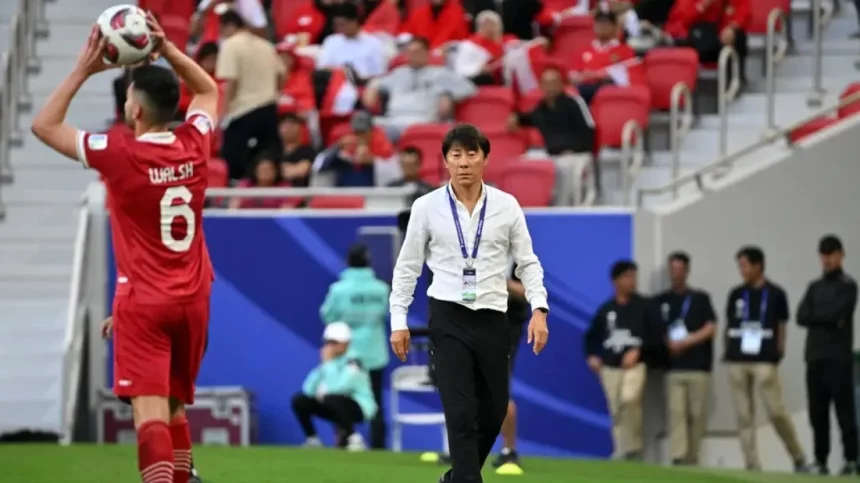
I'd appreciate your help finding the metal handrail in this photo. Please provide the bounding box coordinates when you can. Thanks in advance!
[669,82,693,200]
[205,186,418,198]
[636,90,860,205]
[717,46,740,159]
[808,0,827,107]
[765,8,789,133]
[620,120,644,206]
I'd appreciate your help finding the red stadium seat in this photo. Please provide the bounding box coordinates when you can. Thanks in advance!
[207,158,229,188]
[496,160,556,207]
[747,0,790,35]
[644,47,699,111]
[139,0,195,20]
[398,123,449,163]
[308,196,366,209]
[456,87,515,129]
[550,17,595,67]
[787,116,838,143]
[525,127,545,148]
[591,85,651,148]
[543,0,577,10]
[161,14,191,50]
[326,122,353,145]
[483,128,529,159]
[273,0,313,40]
[419,152,449,186]
[838,82,860,118]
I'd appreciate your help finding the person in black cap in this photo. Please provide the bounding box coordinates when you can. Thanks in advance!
[583,260,657,460]
[799,235,859,476]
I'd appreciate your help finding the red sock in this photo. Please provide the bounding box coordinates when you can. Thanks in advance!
[138,420,174,483]
[169,415,192,483]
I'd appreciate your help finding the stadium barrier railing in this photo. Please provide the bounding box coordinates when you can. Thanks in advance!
[205,186,418,210]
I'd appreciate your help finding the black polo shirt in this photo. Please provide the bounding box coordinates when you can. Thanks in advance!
[654,289,716,371]
[724,281,790,364]
[584,294,654,368]
[282,145,316,187]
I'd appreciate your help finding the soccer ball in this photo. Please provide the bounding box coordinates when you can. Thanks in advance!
[96,5,154,66]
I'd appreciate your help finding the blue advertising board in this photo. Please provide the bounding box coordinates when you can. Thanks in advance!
[106,210,633,457]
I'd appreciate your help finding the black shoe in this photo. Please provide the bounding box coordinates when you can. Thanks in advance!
[624,451,643,461]
[189,477,203,483]
[671,459,689,466]
[438,469,452,483]
[807,462,829,475]
[840,461,859,475]
[793,461,814,474]
[437,453,451,465]
[492,449,521,468]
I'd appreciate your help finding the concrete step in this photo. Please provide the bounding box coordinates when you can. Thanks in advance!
[9,165,98,189]
[776,53,860,78]
[30,57,117,96]
[2,185,85,204]
[0,240,75,267]
[0,279,71,300]
[0,205,80,240]
[0,264,72,281]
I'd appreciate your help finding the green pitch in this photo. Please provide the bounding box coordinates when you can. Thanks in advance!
[0,445,848,482]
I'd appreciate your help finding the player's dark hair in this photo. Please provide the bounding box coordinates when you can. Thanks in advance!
[736,246,765,270]
[219,10,246,28]
[668,251,690,268]
[401,146,423,164]
[347,243,370,267]
[441,124,491,157]
[610,260,637,280]
[130,65,179,126]
[409,36,430,50]
[196,42,219,61]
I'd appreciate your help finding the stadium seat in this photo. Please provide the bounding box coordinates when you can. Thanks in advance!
[591,85,651,148]
[543,0,577,9]
[525,127,545,148]
[644,48,699,111]
[161,14,191,50]
[838,82,860,118]
[456,87,515,129]
[207,158,229,188]
[419,152,448,186]
[549,17,595,67]
[308,196,366,209]
[483,128,528,159]
[326,122,353,145]
[747,0,790,35]
[398,123,449,163]
[495,160,555,207]
[139,0,195,20]
[273,0,313,41]
[787,116,837,143]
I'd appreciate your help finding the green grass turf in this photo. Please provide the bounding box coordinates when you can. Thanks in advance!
[0,445,852,483]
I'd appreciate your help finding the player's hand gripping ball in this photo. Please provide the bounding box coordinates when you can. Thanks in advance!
[96,4,155,66]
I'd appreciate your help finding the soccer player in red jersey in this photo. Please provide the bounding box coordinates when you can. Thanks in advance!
[31,15,216,483]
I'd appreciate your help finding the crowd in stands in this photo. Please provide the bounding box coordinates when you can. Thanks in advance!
[127,0,767,208]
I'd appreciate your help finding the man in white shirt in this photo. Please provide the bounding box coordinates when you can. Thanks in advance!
[389,124,550,483]
[317,3,387,85]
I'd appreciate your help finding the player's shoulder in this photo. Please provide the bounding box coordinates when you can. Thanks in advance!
[180,110,215,137]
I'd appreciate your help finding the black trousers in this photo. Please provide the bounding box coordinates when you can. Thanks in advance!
[429,299,510,483]
[291,393,364,445]
[369,368,386,449]
[221,102,282,181]
[807,359,859,464]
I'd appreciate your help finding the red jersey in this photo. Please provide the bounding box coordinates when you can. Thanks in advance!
[570,39,635,77]
[77,111,215,304]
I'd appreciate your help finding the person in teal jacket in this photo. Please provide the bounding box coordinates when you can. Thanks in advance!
[319,244,391,449]
[291,322,378,451]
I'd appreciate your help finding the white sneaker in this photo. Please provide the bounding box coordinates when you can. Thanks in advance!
[345,433,366,452]
[303,436,323,447]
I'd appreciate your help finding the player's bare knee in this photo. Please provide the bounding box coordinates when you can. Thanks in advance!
[131,396,170,429]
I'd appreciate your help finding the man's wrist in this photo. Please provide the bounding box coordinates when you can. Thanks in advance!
[390,312,408,332]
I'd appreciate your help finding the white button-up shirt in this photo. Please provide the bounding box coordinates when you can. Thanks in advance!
[389,184,549,331]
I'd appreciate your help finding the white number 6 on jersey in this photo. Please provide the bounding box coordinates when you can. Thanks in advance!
[160,186,196,252]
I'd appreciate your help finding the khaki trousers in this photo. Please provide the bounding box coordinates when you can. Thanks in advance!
[727,363,805,470]
[600,363,647,456]
[666,371,711,464]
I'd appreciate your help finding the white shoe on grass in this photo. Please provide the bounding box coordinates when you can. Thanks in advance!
[346,433,366,452]
[303,436,323,448]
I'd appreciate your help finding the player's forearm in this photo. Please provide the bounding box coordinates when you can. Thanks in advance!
[162,41,217,96]
[31,69,87,134]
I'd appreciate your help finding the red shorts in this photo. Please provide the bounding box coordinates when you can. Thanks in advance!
[112,293,210,404]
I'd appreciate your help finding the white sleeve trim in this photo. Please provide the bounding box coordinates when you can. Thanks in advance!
[186,109,215,132]
[76,130,90,168]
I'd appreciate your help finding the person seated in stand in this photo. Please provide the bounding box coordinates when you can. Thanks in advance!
[192,0,268,49]
[453,10,517,85]
[386,146,436,202]
[276,40,315,117]
[315,112,394,187]
[665,0,750,83]
[283,0,348,45]
[228,151,301,209]
[279,114,316,188]
[291,322,378,451]
[399,0,471,50]
[495,0,564,41]
[317,3,387,87]
[569,10,637,104]
[178,42,221,117]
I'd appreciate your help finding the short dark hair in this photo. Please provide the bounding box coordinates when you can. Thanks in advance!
[441,124,491,157]
[248,150,280,183]
[736,246,765,269]
[219,10,245,28]
[409,36,430,50]
[401,146,423,164]
[819,234,844,255]
[611,260,637,280]
[130,65,179,125]
[334,2,360,20]
[280,112,304,125]
[347,243,370,267]
[668,251,690,268]
[196,42,219,61]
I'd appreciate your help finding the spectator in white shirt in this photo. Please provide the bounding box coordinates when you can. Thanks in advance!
[317,3,387,85]
[388,124,549,483]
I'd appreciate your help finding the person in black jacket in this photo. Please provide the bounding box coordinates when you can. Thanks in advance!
[799,235,860,476]
[584,260,658,460]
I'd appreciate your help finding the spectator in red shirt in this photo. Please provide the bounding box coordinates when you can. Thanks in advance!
[276,41,316,115]
[569,10,636,104]
[399,0,471,50]
[665,0,750,81]
[229,151,300,209]
[283,0,349,45]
